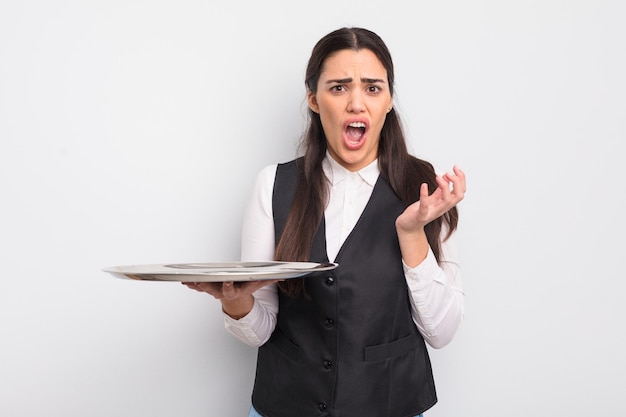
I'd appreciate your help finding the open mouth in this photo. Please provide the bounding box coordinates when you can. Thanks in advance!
[345,121,366,147]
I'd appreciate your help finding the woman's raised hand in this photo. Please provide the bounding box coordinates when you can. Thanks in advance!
[396,166,466,234]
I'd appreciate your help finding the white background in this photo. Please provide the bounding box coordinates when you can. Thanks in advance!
[1,1,624,416]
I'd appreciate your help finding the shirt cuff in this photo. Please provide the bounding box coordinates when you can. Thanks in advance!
[223,298,263,346]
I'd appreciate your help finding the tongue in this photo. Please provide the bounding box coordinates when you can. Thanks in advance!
[346,126,364,141]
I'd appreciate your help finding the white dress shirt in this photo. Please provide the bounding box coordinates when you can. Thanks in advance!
[225,155,465,349]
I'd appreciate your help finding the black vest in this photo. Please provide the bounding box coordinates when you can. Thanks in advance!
[251,159,437,417]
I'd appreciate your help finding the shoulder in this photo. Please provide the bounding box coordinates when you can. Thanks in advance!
[246,164,278,204]
[276,156,304,173]
[254,163,278,185]
[252,157,301,196]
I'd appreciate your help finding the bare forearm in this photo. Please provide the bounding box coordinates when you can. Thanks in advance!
[396,226,429,268]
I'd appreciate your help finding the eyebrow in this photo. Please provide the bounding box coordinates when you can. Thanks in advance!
[325,77,386,85]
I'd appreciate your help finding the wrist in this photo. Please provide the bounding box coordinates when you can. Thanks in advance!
[397,227,429,268]
[222,296,254,320]
[396,224,427,240]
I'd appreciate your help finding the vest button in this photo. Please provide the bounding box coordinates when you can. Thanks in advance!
[324,318,334,328]
[325,276,334,286]
[323,360,333,369]
[318,402,328,412]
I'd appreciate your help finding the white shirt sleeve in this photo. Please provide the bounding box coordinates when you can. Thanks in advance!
[404,226,465,349]
[223,164,279,347]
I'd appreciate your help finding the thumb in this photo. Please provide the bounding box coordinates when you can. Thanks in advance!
[222,281,236,299]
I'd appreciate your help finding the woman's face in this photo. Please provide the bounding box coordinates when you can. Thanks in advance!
[307,48,393,172]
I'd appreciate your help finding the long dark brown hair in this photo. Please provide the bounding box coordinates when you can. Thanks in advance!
[275,27,458,297]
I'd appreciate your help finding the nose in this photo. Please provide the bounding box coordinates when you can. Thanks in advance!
[347,91,365,113]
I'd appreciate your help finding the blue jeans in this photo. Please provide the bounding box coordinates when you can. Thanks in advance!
[249,405,423,417]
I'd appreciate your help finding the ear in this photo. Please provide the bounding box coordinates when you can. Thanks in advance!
[387,98,394,113]
[307,91,320,114]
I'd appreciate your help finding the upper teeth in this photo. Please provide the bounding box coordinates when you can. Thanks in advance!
[348,122,365,128]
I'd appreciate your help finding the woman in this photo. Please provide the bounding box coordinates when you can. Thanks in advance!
[185,27,466,417]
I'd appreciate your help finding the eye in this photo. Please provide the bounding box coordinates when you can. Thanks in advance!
[330,85,345,92]
[367,85,382,94]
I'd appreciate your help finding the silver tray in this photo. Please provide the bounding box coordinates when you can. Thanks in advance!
[103,261,337,282]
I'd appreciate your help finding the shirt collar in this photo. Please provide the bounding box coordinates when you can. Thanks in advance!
[322,152,380,187]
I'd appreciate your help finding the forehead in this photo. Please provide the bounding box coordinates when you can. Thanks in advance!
[320,49,387,79]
